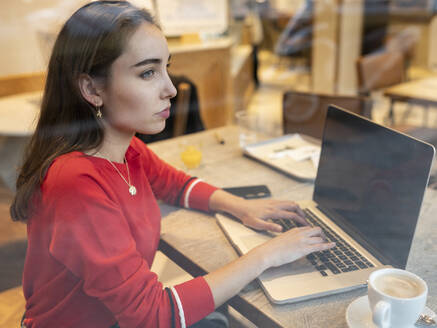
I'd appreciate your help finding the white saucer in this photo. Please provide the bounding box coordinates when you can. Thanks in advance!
[345,295,436,328]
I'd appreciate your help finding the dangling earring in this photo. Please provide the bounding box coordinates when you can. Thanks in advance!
[96,106,103,118]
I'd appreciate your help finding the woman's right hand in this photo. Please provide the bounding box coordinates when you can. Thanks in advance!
[204,225,335,308]
[254,226,336,269]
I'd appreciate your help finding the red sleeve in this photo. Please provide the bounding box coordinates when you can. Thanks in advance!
[46,160,214,327]
[172,278,215,326]
[133,138,218,212]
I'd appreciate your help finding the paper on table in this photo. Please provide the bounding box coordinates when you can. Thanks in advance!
[244,133,321,183]
[253,134,320,168]
[245,134,320,168]
[269,145,320,162]
[310,149,321,168]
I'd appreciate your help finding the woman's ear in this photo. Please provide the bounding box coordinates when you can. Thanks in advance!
[78,74,103,107]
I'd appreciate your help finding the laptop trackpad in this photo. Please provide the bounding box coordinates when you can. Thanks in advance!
[262,257,315,280]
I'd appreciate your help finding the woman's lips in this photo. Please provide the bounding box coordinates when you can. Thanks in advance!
[157,107,170,119]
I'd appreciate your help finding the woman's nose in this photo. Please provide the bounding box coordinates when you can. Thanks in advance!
[163,74,177,99]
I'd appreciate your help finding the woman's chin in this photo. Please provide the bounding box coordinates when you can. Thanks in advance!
[137,123,166,135]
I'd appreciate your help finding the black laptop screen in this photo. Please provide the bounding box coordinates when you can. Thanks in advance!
[313,106,434,268]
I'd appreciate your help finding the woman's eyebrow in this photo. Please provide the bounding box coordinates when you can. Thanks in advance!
[131,58,161,68]
[131,55,172,68]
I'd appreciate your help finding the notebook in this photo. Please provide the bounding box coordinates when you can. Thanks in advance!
[216,105,435,304]
[242,134,320,181]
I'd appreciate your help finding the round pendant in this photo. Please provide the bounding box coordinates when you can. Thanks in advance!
[129,185,137,196]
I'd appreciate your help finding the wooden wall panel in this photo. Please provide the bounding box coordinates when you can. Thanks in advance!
[337,0,364,95]
[312,0,340,94]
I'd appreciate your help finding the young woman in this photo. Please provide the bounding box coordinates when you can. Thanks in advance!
[11,1,334,327]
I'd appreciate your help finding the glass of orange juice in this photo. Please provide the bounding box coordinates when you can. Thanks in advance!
[180,145,202,169]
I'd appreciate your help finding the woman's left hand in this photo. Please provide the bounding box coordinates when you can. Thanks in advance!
[234,198,308,232]
[209,189,309,233]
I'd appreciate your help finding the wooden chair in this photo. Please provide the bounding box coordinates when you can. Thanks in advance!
[356,50,405,124]
[172,82,191,137]
[385,28,419,79]
[282,90,372,139]
[356,50,405,95]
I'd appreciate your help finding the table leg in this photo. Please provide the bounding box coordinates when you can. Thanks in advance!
[423,105,429,127]
[400,103,412,124]
[388,99,395,125]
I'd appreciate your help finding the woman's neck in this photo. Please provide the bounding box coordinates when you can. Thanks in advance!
[90,125,135,163]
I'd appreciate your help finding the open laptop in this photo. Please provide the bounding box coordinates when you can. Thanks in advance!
[216,105,435,304]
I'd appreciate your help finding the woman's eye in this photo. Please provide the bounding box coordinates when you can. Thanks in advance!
[140,70,155,79]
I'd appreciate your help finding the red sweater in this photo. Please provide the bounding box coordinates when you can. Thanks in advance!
[22,137,218,328]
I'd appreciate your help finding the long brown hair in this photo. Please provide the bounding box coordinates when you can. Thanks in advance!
[11,1,156,221]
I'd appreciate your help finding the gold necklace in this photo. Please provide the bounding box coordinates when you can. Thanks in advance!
[97,153,137,196]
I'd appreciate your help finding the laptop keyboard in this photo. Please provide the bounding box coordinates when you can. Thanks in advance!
[272,209,374,277]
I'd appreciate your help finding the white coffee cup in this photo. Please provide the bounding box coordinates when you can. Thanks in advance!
[368,268,428,328]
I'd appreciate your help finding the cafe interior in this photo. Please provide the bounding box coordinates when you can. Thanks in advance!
[1,0,437,327]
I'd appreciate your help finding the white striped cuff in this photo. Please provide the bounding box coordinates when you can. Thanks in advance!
[170,286,186,328]
[184,178,202,209]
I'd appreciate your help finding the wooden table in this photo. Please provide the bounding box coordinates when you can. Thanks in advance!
[149,125,437,328]
[383,77,437,125]
[0,91,42,189]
